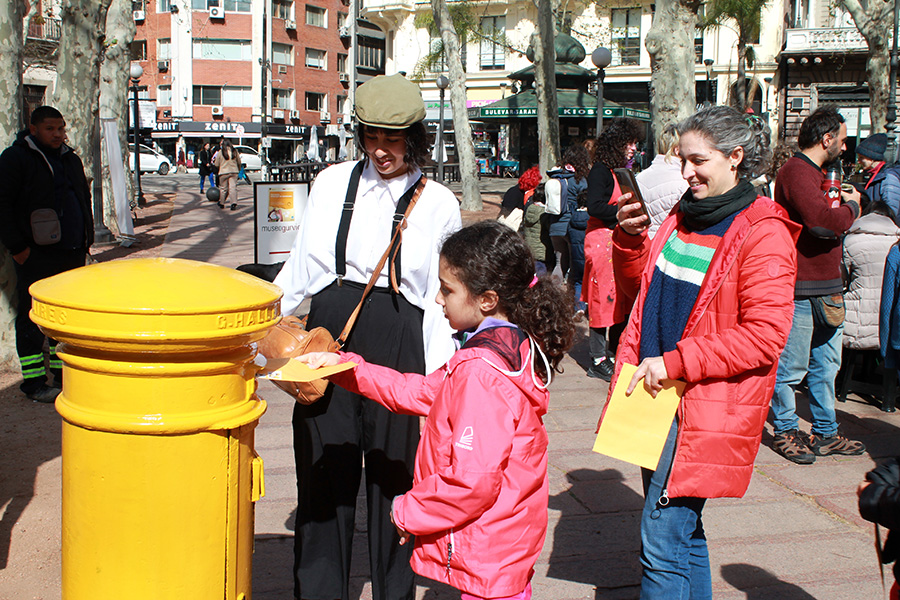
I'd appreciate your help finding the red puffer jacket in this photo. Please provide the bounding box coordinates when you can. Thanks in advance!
[330,325,549,598]
[604,198,800,499]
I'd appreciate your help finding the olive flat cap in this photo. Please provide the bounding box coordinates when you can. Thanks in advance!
[356,74,426,129]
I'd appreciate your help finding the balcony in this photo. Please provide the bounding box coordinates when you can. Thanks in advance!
[25,17,62,64]
[783,27,867,54]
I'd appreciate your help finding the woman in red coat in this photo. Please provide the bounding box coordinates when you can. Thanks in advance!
[606,106,800,599]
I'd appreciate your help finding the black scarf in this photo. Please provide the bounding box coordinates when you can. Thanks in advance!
[679,180,757,230]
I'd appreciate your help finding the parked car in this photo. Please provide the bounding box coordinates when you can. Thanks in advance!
[128,144,172,175]
[233,145,262,171]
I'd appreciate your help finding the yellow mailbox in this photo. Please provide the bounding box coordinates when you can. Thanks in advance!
[30,257,282,600]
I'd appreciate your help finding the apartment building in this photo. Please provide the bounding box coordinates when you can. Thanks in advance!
[131,0,377,163]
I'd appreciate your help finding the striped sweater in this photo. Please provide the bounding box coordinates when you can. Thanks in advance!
[640,212,739,360]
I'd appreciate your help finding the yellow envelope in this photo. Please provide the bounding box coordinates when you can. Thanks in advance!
[261,358,356,382]
[592,362,685,470]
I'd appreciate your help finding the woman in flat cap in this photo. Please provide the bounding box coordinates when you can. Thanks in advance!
[274,74,461,600]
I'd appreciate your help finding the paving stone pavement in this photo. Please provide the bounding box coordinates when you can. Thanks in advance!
[0,173,898,599]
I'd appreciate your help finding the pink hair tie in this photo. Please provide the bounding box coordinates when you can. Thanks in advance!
[529,275,539,288]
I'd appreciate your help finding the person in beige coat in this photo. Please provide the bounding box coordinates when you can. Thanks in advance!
[214,139,240,210]
[843,201,900,350]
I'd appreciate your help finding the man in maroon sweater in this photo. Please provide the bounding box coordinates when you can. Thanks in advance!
[770,106,866,464]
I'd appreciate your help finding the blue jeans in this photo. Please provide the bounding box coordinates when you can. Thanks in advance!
[640,419,711,600]
[770,299,842,437]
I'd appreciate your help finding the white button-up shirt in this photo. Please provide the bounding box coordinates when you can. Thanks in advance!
[274,160,462,372]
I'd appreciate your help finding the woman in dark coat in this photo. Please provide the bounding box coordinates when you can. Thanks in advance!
[198,142,214,193]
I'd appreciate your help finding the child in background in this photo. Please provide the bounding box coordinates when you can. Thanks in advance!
[300,220,575,600]
[521,184,554,275]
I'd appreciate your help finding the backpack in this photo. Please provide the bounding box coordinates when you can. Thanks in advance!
[545,169,571,215]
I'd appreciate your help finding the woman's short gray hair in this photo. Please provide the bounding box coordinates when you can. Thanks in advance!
[676,106,772,180]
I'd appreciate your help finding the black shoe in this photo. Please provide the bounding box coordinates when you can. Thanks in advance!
[217,202,224,209]
[807,431,866,456]
[587,358,614,381]
[26,384,61,404]
[230,203,237,211]
[772,429,816,464]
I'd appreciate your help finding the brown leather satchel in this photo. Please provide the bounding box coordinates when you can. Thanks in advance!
[259,175,426,404]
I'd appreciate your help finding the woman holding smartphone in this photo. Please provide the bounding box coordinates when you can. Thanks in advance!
[607,106,799,599]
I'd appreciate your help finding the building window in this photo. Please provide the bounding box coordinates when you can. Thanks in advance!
[306,5,326,28]
[158,38,171,60]
[337,94,347,115]
[428,35,465,73]
[223,86,253,106]
[338,12,348,27]
[274,88,293,110]
[611,8,641,66]
[157,0,172,12]
[337,53,348,73]
[133,0,145,10]
[306,48,326,69]
[193,39,252,61]
[273,43,293,65]
[694,5,704,64]
[306,92,325,112]
[130,40,147,61]
[480,16,505,70]
[192,86,222,105]
[358,42,384,70]
[191,0,250,11]
[158,85,172,106]
[273,0,292,19]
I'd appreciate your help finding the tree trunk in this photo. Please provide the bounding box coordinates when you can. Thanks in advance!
[99,0,136,236]
[432,0,482,211]
[0,0,26,370]
[52,0,113,203]
[735,41,747,111]
[645,0,700,142]
[841,0,891,132]
[531,0,560,176]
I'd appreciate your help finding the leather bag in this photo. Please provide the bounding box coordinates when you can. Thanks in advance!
[259,174,427,404]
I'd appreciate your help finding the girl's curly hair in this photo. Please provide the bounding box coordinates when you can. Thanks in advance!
[563,145,592,181]
[517,165,543,191]
[440,221,575,381]
[594,118,642,169]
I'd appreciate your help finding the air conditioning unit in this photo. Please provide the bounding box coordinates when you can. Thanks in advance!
[133,10,145,21]
[211,105,224,115]
[339,26,350,38]
[320,111,331,123]
[210,6,224,19]
[278,65,288,74]
[273,109,285,120]
[285,19,296,30]
[158,60,169,72]
[326,124,340,136]
[339,72,349,82]
[790,98,805,111]
[289,109,301,119]
[337,114,344,123]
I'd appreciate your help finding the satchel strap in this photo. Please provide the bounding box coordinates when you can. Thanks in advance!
[334,175,427,349]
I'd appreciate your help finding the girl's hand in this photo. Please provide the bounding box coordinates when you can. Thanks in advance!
[616,192,649,235]
[626,357,668,398]
[296,351,342,369]
[390,510,412,546]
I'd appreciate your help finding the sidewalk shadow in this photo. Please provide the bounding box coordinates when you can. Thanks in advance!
[545,468,643,599]
[721,563,817,599]
[0,379,61,570]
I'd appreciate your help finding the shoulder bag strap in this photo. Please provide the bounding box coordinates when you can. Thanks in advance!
[333,175,427,349]
[335,160,366,282]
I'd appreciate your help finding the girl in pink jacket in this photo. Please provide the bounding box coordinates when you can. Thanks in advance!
[301,220,575,599]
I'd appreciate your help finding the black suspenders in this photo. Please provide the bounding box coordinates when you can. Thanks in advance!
[335,161,421,287]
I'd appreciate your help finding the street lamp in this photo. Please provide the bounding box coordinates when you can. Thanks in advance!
[436,75,450,184]
[129,63,145,207]
[703,59,714,106]
[591,47,612,135]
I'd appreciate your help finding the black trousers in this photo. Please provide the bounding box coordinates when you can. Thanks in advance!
[293,281,424,600]
[13,247,85,394]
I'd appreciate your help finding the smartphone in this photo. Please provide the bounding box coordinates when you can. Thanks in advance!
[613,168,649,219]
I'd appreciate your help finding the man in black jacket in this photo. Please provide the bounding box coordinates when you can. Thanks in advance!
[0,106,93,403]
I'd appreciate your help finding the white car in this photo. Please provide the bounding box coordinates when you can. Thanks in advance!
[233,145,262,171]
[128,144,172,175]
